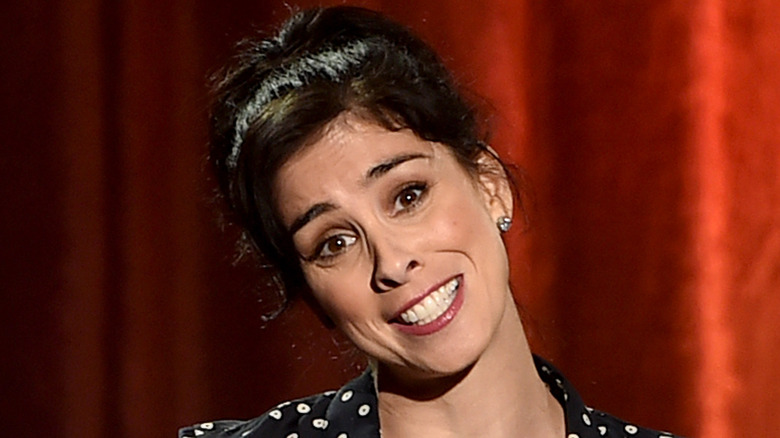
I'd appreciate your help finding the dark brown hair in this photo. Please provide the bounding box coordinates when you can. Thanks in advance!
[210,6,518,306]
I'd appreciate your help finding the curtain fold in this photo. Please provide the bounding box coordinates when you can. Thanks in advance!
[3,0,779,436]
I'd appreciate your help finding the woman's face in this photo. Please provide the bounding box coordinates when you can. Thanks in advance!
[274,113,514,380]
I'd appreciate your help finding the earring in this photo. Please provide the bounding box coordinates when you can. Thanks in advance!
[497,216,512,233]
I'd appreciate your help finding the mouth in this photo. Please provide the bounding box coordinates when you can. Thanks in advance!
[395,276,461,326]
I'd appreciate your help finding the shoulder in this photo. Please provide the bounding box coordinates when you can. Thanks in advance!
[533,356,682,438]
[572,407,678,438]
[179,370,380,438]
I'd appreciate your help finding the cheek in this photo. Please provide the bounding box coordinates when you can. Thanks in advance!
[429,187,509,284]
[431,188,495,247]
[305,270,372,326]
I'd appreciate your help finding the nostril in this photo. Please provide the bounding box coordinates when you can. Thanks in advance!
[375,277,401,292]
[371,256,421,293]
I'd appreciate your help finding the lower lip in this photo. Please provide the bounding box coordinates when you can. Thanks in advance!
[393,278,465,336]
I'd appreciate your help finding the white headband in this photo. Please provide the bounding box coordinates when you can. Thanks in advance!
[226,39,374,169]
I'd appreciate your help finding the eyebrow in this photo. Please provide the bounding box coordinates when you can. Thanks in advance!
[289,153,431,236]
[289,202,336,236]
[365,153,429,180]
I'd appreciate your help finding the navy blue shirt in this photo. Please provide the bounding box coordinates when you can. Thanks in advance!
[180,356,678,438]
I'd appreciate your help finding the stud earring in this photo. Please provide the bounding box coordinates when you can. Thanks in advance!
[497,216,512,233]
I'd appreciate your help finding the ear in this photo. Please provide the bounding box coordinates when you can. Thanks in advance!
[475,150,514,224]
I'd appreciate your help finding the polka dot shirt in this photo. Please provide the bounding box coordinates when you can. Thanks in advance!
[179,356,679,438]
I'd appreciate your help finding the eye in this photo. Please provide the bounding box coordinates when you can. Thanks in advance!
[314,234,357,260]
[392,183,428,213]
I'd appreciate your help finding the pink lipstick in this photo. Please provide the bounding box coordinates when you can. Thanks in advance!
[392,275,464,336]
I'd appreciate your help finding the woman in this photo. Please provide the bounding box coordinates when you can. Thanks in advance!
[181,6,678,438]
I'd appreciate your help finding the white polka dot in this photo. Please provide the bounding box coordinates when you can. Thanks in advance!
[200,423,214,430]
[582,412,592,426]
[337,434,348,438]
[312,418,328,429]
[269,409,282,420]
[586,406,594,412]
[358,404,371,416]
[625,424,638,434]
[541,365,550,374]
[277,401,291,408]
[194,431,204,437]
[658,433,674,437]
[568,434,580,438]
[598,425,607,436]
[286,434,298,438]
[241,431,252,437]
[296,403,311,414]
[324,390,336,396]
[564,392,569,401]
[340,390,354,402]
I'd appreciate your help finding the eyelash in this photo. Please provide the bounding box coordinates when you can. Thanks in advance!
[306,181,430,263]
[308,234,358,263]
[392,182,428,215]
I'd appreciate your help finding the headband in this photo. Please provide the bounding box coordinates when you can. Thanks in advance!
[226,38,374,170]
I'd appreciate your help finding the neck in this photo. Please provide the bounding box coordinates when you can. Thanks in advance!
[377,293,565,438]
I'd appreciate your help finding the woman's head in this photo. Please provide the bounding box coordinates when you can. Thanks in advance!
[211,6,516,300]
[273,113,516,377]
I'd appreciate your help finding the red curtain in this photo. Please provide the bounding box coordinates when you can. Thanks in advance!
[3,0,779,436]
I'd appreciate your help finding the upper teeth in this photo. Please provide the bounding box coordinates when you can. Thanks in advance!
[399,277,460,325]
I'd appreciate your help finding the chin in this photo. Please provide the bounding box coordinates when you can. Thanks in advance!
[382,328,493,385]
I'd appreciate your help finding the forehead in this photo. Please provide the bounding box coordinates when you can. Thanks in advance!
[277,115,435,186]
[273,115,439,220]
[298,114,434,166]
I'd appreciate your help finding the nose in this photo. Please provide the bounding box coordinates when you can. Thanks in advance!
[370,237,421,293]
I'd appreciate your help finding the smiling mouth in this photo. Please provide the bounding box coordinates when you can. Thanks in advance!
[397,277,460,326]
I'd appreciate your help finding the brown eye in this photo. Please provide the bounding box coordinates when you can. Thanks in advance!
[317,234,357,259]
[393,183,427,213]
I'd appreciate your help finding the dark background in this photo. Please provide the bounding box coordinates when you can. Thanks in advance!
[3,0,779,437]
